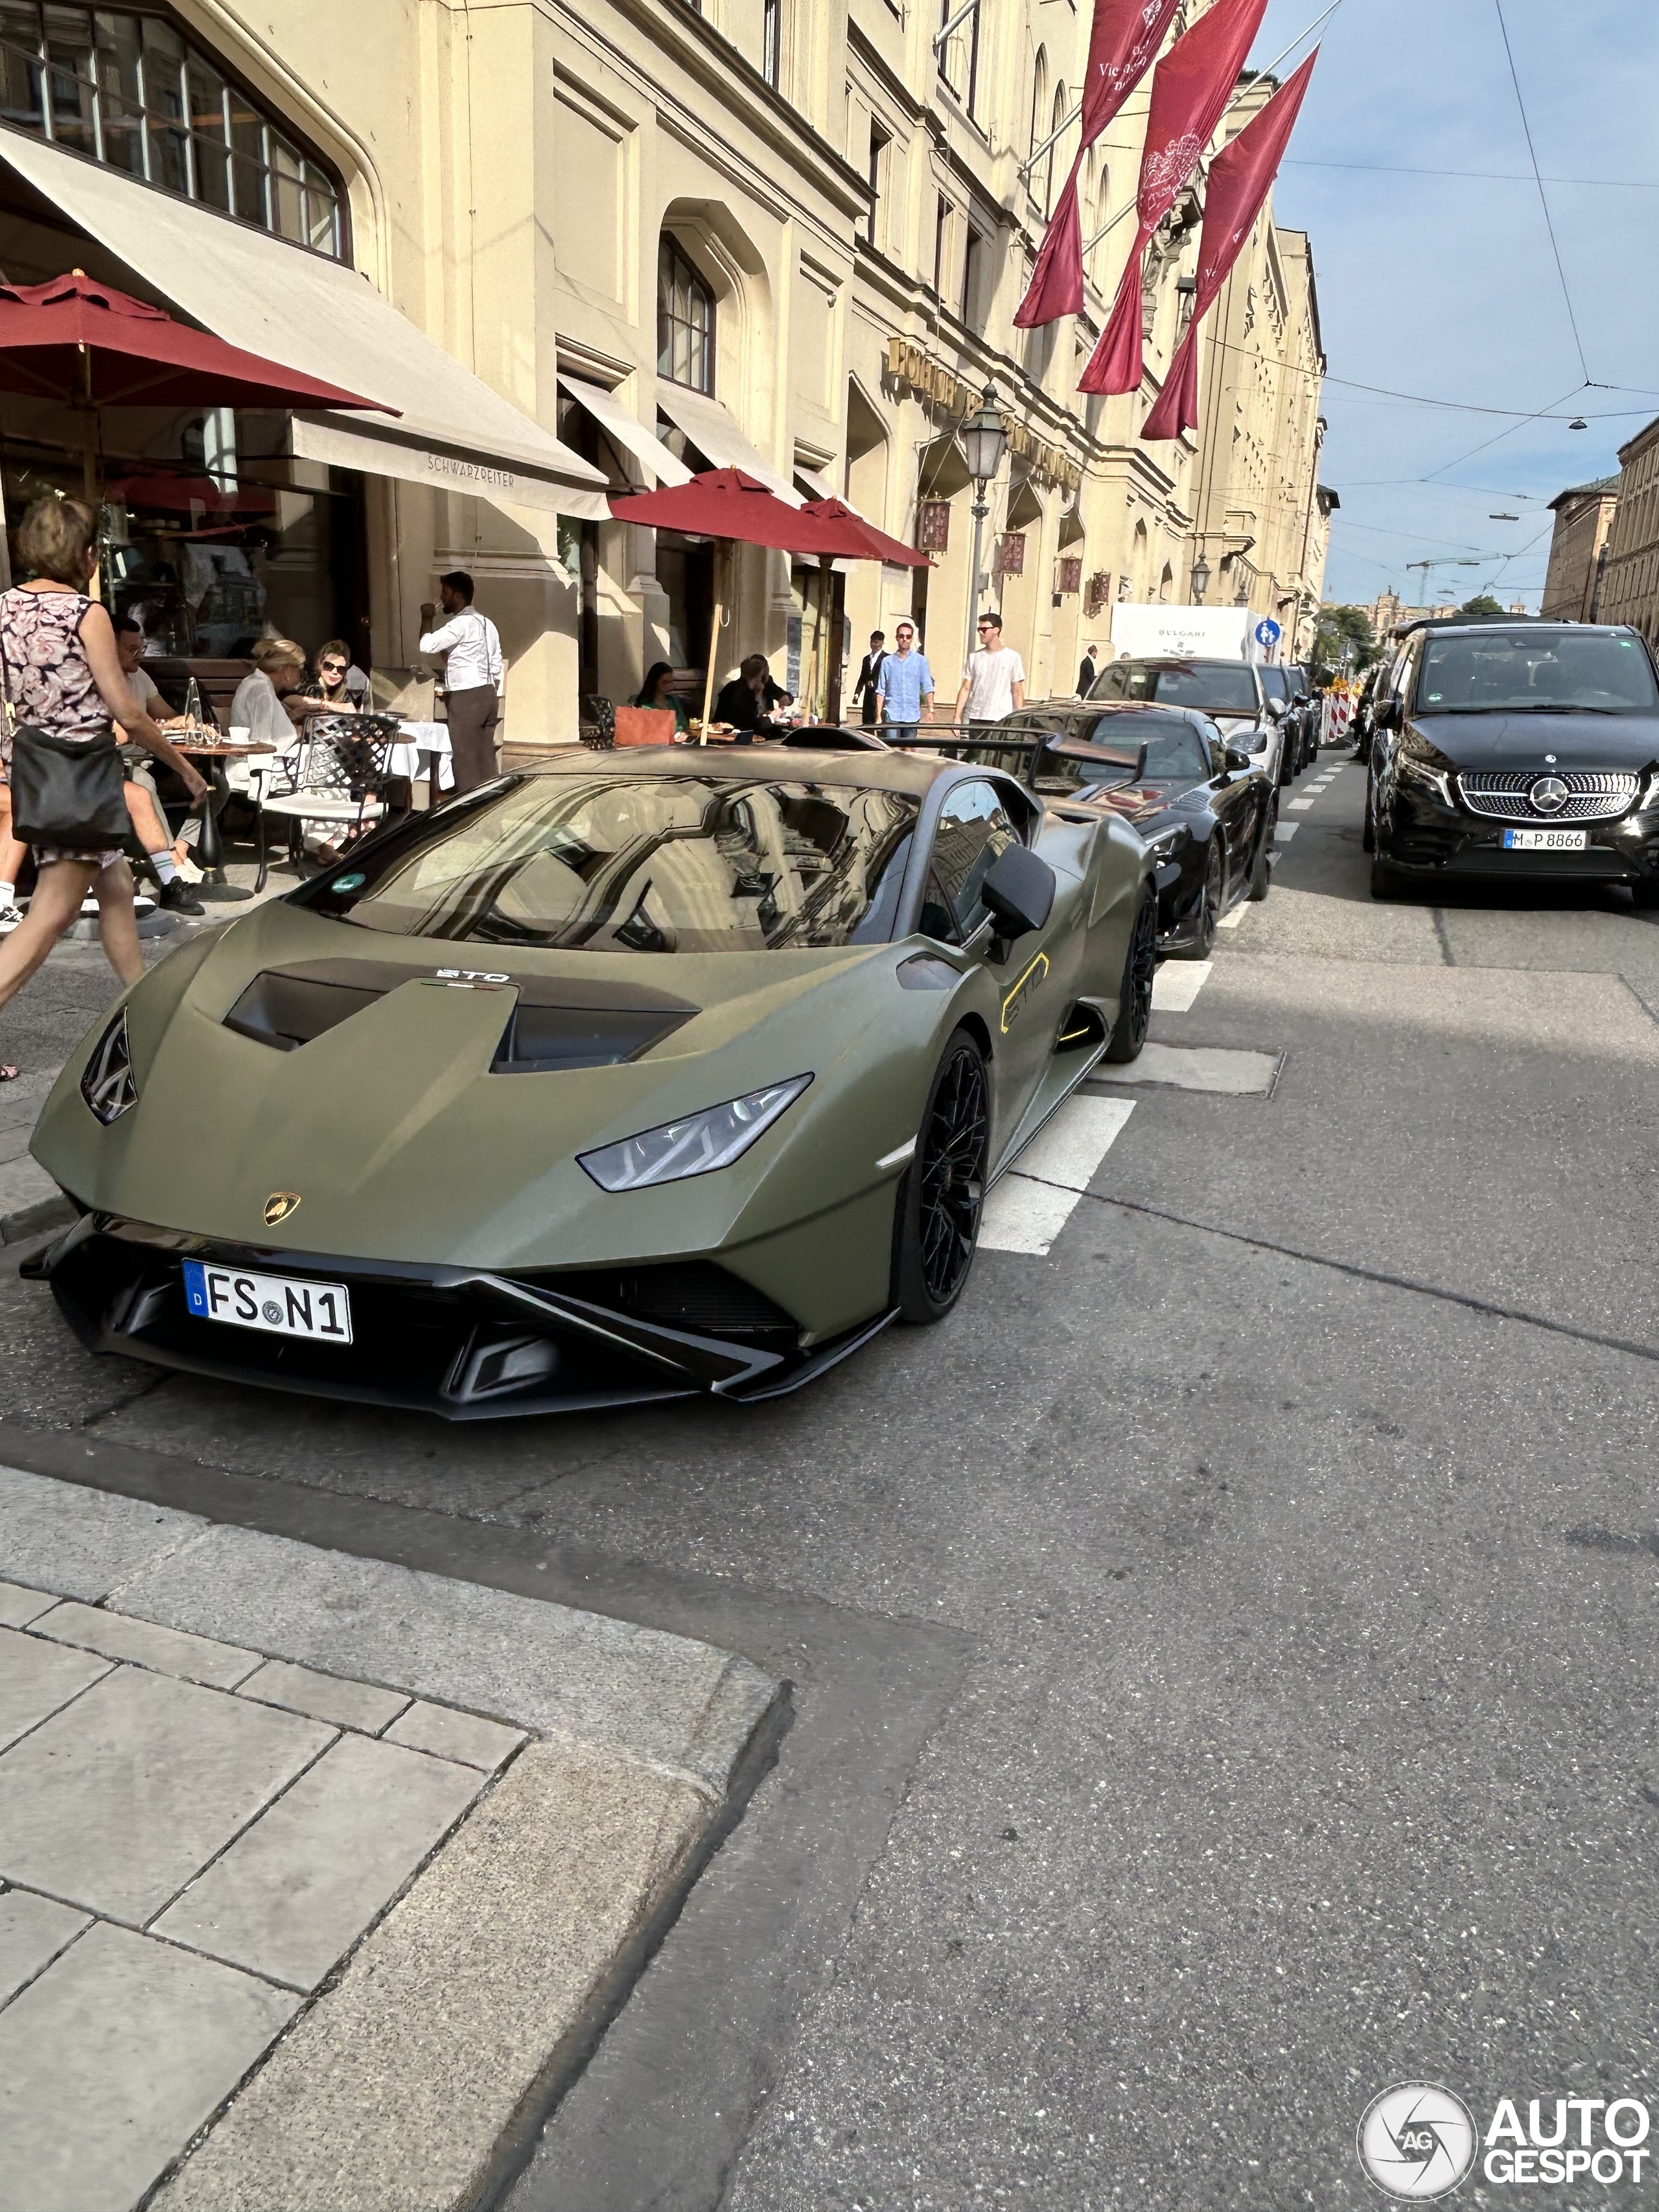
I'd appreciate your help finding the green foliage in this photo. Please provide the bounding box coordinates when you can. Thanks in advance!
[1310,604,1377,687]
[1457,594,1506,618]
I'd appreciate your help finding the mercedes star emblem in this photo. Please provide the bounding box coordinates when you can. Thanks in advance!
[1529,776,1570,815]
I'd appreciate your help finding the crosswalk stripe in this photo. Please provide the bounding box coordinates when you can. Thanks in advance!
[1151,959,1212,1012]
[980,1095,1135,1256]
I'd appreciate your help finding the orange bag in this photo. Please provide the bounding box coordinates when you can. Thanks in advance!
[612,706,679,747]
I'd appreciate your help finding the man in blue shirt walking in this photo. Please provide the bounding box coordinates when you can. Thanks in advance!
[874,621,934,741]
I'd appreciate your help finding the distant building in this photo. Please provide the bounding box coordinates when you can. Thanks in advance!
[1541,476,1619,621]
[1599,422,1659,646]
[1368,588,1433,638]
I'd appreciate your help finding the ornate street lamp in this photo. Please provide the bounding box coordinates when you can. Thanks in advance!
[1190,552,1211,605]
[960,384,1009,644]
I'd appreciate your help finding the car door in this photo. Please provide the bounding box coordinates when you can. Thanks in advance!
[920,777,1060,1143]
[1204,719,1259,882]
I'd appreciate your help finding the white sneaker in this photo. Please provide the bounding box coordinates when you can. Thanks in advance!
[0,903,21,935]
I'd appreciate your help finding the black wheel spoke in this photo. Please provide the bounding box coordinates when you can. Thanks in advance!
[915,1045,988,1305]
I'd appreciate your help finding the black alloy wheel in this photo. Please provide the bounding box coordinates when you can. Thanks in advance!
[1103,887,1157,1063]
[894,1028,990,1323]
[1175,838,1223,959]
[1362,773,1376,852]
[1249,794,1276,899]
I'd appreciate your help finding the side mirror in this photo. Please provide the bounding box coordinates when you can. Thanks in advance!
[1373,697,1402,733]
[980,844,1055,940]
[1264,696,1289,721]
[1224,744,1254,772]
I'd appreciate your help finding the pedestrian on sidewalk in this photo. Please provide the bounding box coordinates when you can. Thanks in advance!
[0,496,209,1073]
[952,611,1025,730]
[112,616,204,916]
[874,622,934,741]
[419,572,504,795]
[1077,642,1100,698]
[851,630,886,727]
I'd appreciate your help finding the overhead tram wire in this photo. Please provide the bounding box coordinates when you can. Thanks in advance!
[1282,157,1659,187]
[1492,0,1590,384]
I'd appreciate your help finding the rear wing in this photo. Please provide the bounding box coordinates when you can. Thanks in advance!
[883,721,1146,793]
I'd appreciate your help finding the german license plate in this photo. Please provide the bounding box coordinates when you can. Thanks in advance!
[1502,827,1586,850]
[183,1260,353,1344]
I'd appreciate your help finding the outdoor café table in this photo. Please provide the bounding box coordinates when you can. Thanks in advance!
[392,719,454,802]
[168,736,277,904]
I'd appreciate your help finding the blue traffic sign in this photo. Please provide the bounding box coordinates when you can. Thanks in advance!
[1254,618,1282,647]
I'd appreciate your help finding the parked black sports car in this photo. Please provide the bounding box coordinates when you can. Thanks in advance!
[975,702,1277,958]
[1367,619,1659,902]
[1088,655,1295,787]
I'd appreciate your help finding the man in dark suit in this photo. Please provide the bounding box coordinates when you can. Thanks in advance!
[851,630,885,727]
[1076,642,1100,698]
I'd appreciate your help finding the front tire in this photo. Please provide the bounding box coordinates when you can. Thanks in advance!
[1172,839,1222,959]
[1103,887,1157,1062]
[1630,878,1659,911]
[894,1027,989,1323]
[1249,797,1277,900]
[1362,776,1376,853]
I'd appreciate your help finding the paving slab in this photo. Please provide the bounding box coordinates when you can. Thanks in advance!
[0,1665,332,1926]
[0,1888,90,2007]
[0,1625,110,1754]
[113,1521,778,1797]
[0,1464,205,1604]
[154,1732,483,1992]
[0,1581,56,1631]
[0,1918,297,2212]
[237,1658,410,1736]
[384,1700,526,1771]
[1091,1040,1282,1094]
[154,1741,709,2212]
[27,1600,262,1692]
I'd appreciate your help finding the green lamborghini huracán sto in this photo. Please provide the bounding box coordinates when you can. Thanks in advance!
[26,743,1155,1415]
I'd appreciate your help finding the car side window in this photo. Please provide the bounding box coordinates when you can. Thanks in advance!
[927,779,1019,940]
[1093,662,1130,700]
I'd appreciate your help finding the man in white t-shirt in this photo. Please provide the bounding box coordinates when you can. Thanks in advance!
[953,611,1026,728]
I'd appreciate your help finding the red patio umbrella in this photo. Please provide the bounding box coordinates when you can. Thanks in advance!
[0,270,389,413]
[799,496,931,570]
[609,469,877,730]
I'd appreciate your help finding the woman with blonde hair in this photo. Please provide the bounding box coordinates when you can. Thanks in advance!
[0,495,209,1075]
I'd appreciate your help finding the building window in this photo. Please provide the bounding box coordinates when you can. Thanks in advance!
[933,196,951,298]
[762,0,782,89]
[1045,86,1067,217]
[961,227,984,323]
[866,120,889,249]
[938,0,979,115]
[658,235,715,393]
[0,2,343,257]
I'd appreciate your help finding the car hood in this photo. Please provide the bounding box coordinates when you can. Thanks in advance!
[1410,710,1659,773]
[30,899,938,1270]
[1213,714,1266,744]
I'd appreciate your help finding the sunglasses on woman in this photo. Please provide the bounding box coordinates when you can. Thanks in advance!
[321,660,346,675]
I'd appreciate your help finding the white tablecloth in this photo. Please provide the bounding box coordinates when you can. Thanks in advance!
[392,719,454,791]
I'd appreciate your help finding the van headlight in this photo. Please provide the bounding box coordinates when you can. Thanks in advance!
[81,1009,137,1124]
[579,1076,812,1191]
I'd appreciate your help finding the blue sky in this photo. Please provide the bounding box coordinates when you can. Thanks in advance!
[1245,0,1659,612]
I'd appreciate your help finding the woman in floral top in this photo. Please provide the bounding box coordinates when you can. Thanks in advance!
[0,496,207,1076]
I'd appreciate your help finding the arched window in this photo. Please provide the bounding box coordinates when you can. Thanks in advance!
[657,235,715,394]
[1045,86,1068,216]
[0,2,343,256]
[1028,47,1049,163]
[1089,164,1111,281]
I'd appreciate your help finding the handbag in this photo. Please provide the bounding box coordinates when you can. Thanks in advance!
[0,600,130,848]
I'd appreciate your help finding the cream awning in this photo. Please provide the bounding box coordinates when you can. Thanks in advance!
[653,385,803,507]
[0,126,609,520]
[556,374,692,489]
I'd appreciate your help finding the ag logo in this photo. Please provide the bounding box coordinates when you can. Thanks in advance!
[262,1192,302,1228]
[999,951,1050,1034]
[1358,2082,1477,2200]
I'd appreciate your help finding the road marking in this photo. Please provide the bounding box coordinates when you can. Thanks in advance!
[1091,1043,1280,1096]
[1287,797,1316,810]
[980,1095,1135,1255]
[1275,821,1300,841]
[1151,959,1212,1012]
[1216,903,1250,928]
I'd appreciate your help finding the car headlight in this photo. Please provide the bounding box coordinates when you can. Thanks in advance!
[577,1075,812,1192]
[81,1008,137,1124]
[1397,754,1454,805]
[1143,824,1187,859]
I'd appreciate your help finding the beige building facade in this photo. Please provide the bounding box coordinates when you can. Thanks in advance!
[1595,422,1659,646]
[0,0,1328,741]
[1541,475,1619,622]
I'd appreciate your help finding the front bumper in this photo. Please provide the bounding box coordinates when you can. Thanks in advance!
[1382,782,1659,883]
[27,1212,894,1418]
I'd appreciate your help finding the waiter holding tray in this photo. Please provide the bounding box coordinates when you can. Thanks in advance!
[419,571,504,797]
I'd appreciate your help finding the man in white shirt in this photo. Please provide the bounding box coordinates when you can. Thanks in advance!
[419,570,505,795]
[953,611,1026,728]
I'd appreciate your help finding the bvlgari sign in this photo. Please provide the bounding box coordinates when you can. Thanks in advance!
[884,337,1082,496]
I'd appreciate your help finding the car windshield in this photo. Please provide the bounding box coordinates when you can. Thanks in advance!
[1258,667,1288,700]
[1104,661,1259,714]
[305,774,921,952]
[1417,632,1659,714]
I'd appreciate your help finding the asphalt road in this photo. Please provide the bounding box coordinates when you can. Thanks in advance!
[5,745,1659,2208]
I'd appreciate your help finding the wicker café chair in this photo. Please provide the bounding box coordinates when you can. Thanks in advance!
[253,715,402,891]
